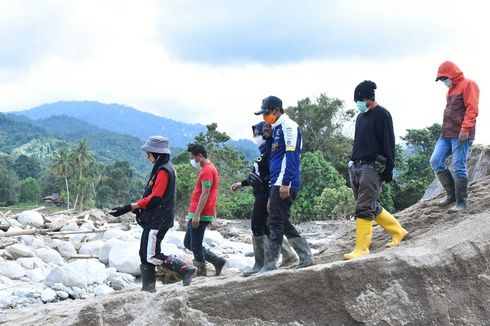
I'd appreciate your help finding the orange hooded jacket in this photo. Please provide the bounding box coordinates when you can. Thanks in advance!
[436,61,479,139]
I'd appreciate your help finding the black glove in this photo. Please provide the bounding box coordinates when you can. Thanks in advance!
[108,204,132,217]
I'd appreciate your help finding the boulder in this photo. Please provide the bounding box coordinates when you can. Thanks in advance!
[98,239,124,264]
[44,266,87,289]
[17,257,48,270]
[102,229,135,242]
[107,271,135,290]
[68,260,106,285]
[41,287,57,303]
[78,240,105,256]
[17,210,44,227]
[35,247,64,265]
[108,241,140,275]
[0,261,26,279]
[26,268,46,283]
[93,284,114,297]
[6,244,36,258]
[54,240,77,258]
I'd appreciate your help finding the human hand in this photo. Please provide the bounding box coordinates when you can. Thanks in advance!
[231,182,242,192]
[458,130,469,143]
[108,204,132,217]
[279,185,290,199]
[192,215,200,229]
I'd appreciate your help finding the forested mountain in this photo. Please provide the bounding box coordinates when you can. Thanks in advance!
[13,101,206,147]
[12,101,257,159]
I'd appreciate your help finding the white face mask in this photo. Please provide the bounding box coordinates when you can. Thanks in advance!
[443,79,453,88]
[189,159,200,169]
[253,135,266,148]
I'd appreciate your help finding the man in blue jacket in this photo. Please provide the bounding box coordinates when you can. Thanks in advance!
[255,95,314,271]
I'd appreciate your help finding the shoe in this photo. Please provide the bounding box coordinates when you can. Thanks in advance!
[343,218,373,260]
[162,255,197,286]
[242,235,266,277]
[436,170,456,207]
[204,250,226,276]
[288,237,314,269]
[374,209,408,247]
[448,177,468,213]
[278,238,298,268]
[140,264,156,293]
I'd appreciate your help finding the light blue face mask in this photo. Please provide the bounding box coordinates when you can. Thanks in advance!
[356,101,368,113]
[443,79,453,88]
[189,159,200,169]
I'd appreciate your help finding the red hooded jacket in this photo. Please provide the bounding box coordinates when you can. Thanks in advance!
[436,61,479,139]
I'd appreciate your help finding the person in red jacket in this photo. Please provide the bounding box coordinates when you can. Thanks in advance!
[109,136,196,292]
[431,61,479,213]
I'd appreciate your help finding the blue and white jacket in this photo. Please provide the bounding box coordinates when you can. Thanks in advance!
[269,114,302,190]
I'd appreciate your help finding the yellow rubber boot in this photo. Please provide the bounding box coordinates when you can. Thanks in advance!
[374,209,408,247]
[343,218,373,260]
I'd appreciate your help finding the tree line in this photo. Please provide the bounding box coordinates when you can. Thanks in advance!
[1,94,440,221]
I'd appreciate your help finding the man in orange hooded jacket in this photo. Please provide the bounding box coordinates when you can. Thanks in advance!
[430,61,479,212]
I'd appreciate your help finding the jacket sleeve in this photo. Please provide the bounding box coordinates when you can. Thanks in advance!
[137,170,169,209]
[282,124,300,186]
[381,111,396,180]
[461,80,479,132]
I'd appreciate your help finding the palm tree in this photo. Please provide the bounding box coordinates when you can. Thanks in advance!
[70,140,95,210]
[50,148,72,209]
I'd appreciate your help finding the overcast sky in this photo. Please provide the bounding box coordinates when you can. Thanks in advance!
[1,0,488,144]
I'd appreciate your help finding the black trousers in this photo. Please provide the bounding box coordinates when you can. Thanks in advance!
[251,188,269,236]
[139,226,170,265]
[267,186,301,245]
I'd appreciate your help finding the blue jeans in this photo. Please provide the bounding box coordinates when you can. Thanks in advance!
[183,219,210,262]
[430,137,473,178]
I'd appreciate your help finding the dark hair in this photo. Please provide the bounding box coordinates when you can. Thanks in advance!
[149,152,170,162]
[187,143,208,158]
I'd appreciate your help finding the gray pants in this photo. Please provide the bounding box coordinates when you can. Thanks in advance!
[348,162,383,220]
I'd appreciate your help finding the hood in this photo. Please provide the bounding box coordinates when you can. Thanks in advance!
[436,61,464,82]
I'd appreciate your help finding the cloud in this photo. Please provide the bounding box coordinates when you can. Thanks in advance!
[155,0,460,64]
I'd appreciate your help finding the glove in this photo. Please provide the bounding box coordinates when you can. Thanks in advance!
[109,204,132,217]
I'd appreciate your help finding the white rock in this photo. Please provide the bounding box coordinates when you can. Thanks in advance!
[79,240,105,256]
[69,259,106,285]
[98,239,124,264]
[54,240,77,258]
[17,210,44,227]
[26,268,46,283]
[107,272,135,290]
[108,242,140,275]
[35,247,63,265]
[21,235,45,248]
[161,243,183,257]
[80,221,95,231]
[44,266,87,289]
[93,284,114,297]
[61,222,79,232]
[56,290,69,299]
[17,257,48,270]
[0,275,13,286]
[103,229,135,242]
[41,287,57,303]
[0,261,26,279]
[165,231,186,248]
[6,244,36,258]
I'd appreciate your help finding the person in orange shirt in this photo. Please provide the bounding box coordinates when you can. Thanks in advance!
[431,61,479,212]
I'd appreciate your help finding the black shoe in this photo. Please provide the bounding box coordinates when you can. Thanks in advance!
[204,250,226,276]
[140,264,156,293]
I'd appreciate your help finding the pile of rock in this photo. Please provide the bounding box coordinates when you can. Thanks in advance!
[0,208,138,309]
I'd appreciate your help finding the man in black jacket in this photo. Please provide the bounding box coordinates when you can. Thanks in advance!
[344,80,408,260]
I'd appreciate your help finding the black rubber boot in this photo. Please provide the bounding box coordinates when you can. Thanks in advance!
[278,238,298,267]
[258,239,281,273]
[162,255,197,286]
[204,250,226,276]
[193,259,207,277]
[242,235,266,277]
[448,177,468,213]
[436,170,456,207]
[288,237,315,269]
[140,264,156,293]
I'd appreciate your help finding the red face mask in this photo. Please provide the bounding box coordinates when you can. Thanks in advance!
[263,113,277,125]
